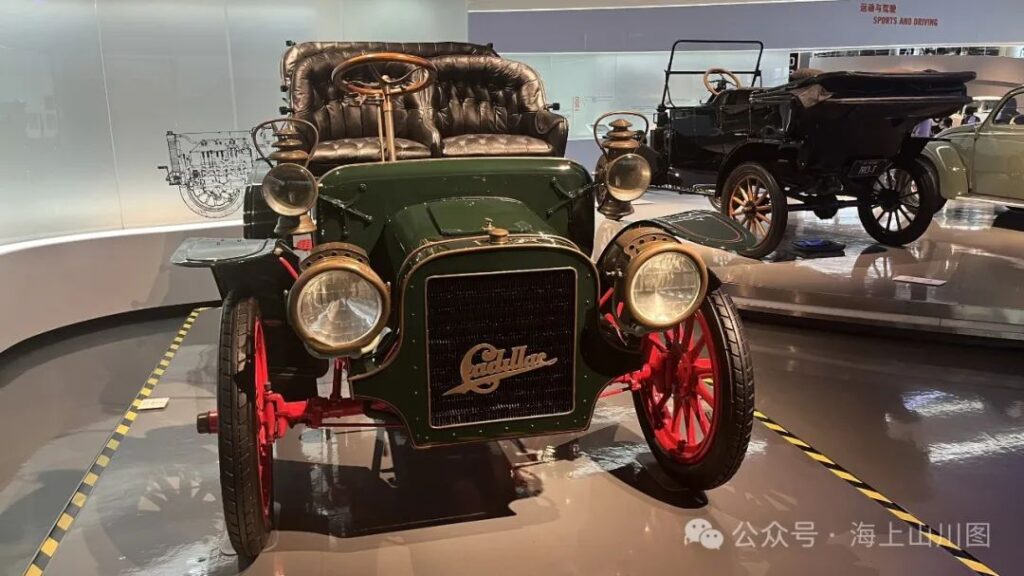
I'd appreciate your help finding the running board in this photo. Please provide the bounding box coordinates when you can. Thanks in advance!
[958,194,1024,210]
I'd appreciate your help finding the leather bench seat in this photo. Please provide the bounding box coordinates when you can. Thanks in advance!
[311,137,432,165]
[284,42,567,166]
[441,134,553,157]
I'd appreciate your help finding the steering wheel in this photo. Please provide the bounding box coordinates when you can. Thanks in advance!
[703,67,742,97]
[330,52,436,97]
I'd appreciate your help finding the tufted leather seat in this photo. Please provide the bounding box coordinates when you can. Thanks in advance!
[430,55,567,157]
[291,55,439,172]
[282,42,567,168]
[310,136,432,164]
[281,41,498,88]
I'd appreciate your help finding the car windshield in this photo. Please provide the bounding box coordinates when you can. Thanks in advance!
[992,94,1024,125]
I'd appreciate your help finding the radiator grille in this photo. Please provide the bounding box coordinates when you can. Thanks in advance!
[426,268,576,428]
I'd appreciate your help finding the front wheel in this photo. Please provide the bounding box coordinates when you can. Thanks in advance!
[632,289,754,490]
[720,162,787,259]
[858,161,936,246]
[218,294,273,559]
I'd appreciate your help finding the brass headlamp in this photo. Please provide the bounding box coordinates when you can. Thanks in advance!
[599,227,708,335]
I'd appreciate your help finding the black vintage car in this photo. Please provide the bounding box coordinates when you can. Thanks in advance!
[647,39,975,258]
[172,41,758,560]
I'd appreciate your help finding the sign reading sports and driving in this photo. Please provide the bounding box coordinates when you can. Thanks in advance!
[860,3,939,27]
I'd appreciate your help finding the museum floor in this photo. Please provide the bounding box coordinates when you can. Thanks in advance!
[1,304,1019,576]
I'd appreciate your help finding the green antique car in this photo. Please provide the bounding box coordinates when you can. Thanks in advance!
[923,85,1024,211]
[172,46,757,560]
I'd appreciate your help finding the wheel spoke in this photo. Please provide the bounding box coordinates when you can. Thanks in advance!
[885,210,894,231]
[756,219,769,238]
[695,396,711,435]
[897,205,913,227]
[672,393,685,437]
[687,334,707,362]
[686,398,698,445]
[648,335,667,352]
[696,380,715,404]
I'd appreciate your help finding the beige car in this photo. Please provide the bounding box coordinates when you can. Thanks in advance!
[923,86,1024,210]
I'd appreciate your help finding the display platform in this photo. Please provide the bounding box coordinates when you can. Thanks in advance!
[624,191,1024,342]
[8,309,1017,576]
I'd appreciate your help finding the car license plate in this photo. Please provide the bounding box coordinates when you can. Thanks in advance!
[849,160,888,178]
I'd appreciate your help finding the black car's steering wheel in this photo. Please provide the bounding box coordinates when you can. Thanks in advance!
[703,67,742,97]
[330,52,436,97]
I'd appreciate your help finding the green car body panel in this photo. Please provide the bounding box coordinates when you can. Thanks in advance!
[316,158,596,267]
[176,156,756,447]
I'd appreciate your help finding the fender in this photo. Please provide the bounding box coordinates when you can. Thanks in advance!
[171,237,298,299]
[593,213,756,292]
[594,211,756,264]
[716,140,785,192]
[921,141,970,200]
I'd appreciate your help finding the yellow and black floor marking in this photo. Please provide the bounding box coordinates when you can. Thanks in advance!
[754,409,999,576]
[22,308,207,576]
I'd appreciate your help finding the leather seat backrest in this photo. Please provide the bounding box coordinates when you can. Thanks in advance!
[282,41,499,85]
[290,57,428,142]
[430,56,548,137]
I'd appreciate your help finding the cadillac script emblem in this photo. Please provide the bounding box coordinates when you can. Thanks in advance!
[444,343,558,396]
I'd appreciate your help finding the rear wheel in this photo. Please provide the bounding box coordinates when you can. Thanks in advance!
[858,161,936,246]
[218,294,273,559]
[632,289,754,490]
[721,162,787,259]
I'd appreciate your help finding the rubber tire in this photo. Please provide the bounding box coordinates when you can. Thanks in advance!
[218,294,272,559]
[707,194,722,211]
[632,289,755,490]
[858,160,937,246]
[720,162,788,259]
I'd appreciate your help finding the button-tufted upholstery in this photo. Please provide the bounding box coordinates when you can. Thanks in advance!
[430,55,568,157]
[282,41,498,88]
[282,42,567,168]
[288,42,498,171]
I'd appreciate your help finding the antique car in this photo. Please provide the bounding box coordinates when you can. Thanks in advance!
[922,85,1024,211]
[647,39,975,258]
[171,42,757,560]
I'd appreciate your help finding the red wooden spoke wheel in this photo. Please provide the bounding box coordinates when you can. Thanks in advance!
[252,318,273,520]
[630,290,755,491]
[638,312,720,464]
[217,294,273,559]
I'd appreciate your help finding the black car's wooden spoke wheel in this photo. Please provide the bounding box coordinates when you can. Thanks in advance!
[631,289,754,490]
[218,294,273,559]
[858,160,936,246]
[721,162,787,259]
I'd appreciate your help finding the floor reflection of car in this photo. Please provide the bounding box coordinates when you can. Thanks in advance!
[924,85,1024,212]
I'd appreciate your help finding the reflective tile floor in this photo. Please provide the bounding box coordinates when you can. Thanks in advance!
[621,192,1024,341]
[4,309,1019,576]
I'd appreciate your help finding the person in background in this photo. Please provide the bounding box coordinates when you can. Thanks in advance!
[962,105,981,126]
[912,117,933,138]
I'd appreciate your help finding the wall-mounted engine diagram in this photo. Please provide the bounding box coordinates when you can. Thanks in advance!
[158,130,270,218]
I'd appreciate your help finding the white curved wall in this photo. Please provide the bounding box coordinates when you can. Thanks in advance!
[0,222,240,354]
